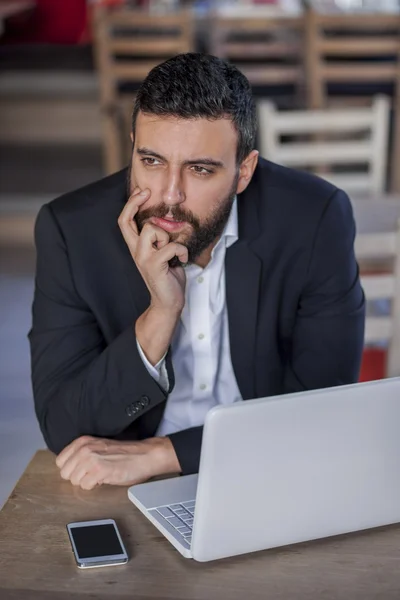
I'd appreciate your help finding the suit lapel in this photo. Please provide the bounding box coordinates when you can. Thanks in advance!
[112,174,151,318]
[225,242,261,401]
[225,183,263,401]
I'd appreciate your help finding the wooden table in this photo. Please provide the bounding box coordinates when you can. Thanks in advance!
[2,451,400,599]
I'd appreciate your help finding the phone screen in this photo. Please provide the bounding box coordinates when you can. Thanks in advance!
[70,524,123,559]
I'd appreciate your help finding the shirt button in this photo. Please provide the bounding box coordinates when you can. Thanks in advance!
[197,276,204,283]
[199,383,207,390]
[198,333,205,340]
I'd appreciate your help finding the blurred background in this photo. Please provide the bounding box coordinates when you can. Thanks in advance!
[1,0,400,505]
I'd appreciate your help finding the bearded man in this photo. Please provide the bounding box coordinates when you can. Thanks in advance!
[29,53,365,490]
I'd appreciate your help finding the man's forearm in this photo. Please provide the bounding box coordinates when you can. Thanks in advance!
[135,306,180,366]
[33,326,169,455]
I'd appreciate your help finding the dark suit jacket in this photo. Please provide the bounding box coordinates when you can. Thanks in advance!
[29,158,365,475]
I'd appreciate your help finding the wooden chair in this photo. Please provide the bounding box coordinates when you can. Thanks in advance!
[257,95,390,195]
[92,5,193,174]
[209,12,305,107]
[305,8,400,192]
[354,221,400,377]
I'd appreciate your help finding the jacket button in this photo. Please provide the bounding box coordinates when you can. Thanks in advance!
[141,395,150,407]
[126,407,132,417]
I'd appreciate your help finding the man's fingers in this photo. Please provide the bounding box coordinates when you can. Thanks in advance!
[118,187,150,251]
[118,187,150,233]
[79,473,102,491]
[56,435,94,469]
[80,478,99,491]
[59,449,86,481]
[136,222,171,259]
[69,462,91,487]
[155,242,189,267]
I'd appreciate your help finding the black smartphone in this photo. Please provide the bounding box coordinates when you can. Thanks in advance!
[67,519,128,569]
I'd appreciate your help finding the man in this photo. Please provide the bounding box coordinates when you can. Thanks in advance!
[29,53,365,491]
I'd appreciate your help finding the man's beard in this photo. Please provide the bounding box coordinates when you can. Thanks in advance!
[127,168,239,268]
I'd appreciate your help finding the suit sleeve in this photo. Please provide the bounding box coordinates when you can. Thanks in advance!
[167,426,203,476]
[29,204,172,455]
[283,189,365,393]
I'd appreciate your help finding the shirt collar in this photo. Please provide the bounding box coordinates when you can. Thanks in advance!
[214,195,238,254]
[224,195,239,248]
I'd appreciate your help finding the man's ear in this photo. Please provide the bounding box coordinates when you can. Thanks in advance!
[236,150,259,195]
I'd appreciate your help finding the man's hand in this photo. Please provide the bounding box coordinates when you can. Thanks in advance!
[55,435,181,490]
[118,186,188,365]
[118,186,188,315]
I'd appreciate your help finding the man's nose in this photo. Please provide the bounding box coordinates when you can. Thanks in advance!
[161,171,185,208]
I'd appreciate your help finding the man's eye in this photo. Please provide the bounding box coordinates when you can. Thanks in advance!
[191,166,212,176]
[141,158,160,166]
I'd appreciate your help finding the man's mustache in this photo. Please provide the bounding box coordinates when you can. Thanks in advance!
[137,203,200,229]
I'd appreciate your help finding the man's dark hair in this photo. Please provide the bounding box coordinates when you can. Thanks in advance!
[132,53,257,165]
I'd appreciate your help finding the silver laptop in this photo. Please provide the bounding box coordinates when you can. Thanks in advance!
[128,378,400,562]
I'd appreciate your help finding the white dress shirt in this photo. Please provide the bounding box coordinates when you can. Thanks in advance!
[137,197,243,437]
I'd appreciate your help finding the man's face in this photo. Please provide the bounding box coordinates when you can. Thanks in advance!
[128,112,240,264]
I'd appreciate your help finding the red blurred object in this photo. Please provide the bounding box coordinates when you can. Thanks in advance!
[359,348,387,382]
[2,0,88,45]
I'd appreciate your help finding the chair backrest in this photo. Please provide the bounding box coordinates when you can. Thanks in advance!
[355,222,400,377]
[93,5,193,103]
[305,9,400,108]
[209,14,305,88]
[91,4,193,173]
[257,95,390,195]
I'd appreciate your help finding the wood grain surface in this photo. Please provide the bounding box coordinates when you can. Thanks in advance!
[1,450,400,599]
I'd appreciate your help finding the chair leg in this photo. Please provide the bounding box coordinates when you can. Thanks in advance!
[390,100,400,193]
[101,110,123,175]
[120,96,135,166]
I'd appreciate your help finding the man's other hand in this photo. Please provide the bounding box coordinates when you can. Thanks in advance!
[55,435,181,490]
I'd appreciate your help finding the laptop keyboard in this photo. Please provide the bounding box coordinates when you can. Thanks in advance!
[155,500,196,546]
